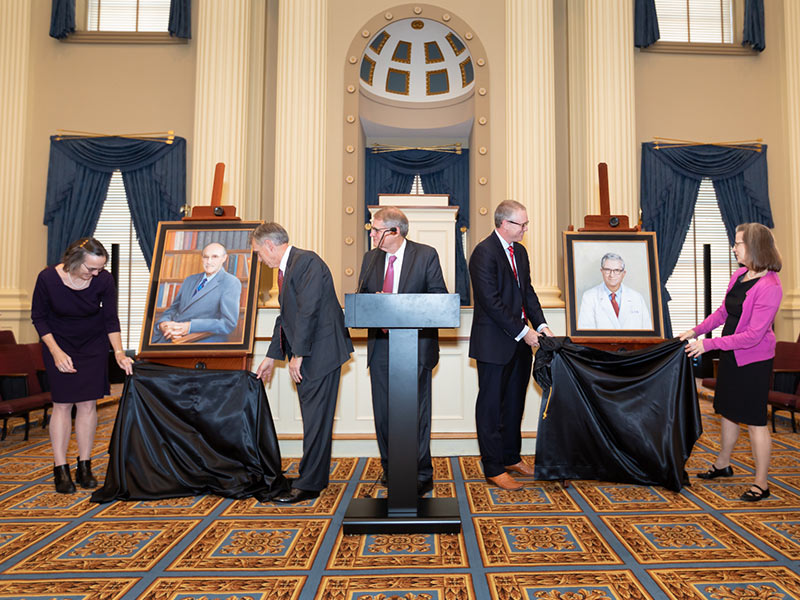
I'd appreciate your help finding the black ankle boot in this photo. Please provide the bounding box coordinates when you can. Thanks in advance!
[75,459,98,489]
[53,464,76,494]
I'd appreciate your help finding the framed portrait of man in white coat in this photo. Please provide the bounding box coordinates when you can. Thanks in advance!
[138,221,262,356]
[563,231,664,339]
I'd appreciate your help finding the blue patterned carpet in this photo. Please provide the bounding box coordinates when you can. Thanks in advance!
[1,398,799,600]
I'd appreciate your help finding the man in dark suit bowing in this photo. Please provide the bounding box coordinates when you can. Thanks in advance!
[469,200,553,490]
[358,206,448,496]
[252,222,353,503]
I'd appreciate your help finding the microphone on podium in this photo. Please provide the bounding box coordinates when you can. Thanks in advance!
[357,227,397,293]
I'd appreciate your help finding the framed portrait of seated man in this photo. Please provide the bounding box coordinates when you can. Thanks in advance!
[138,221,262,356]
[563,231,664,339]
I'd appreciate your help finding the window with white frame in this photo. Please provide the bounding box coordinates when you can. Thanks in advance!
[410,174,426,195]
[92,171,151,350]
[86,0,170,32]
[666,178,737,335]
[654,0,734,44]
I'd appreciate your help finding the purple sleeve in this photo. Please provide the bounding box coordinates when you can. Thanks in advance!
[100,273,122,334]
[30,270,53,338]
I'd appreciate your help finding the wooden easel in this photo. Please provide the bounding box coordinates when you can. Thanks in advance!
[143,163,251,371]
[570,163,663,352]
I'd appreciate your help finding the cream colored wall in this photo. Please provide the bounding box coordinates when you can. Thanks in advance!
[634,0,796,339]
[324,0,506,296]
[17,2,197,341]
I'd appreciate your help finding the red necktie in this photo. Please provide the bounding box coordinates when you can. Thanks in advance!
[382,255,397,293]
[277,268,284,292]
[610,292,620,317]
[508,245,526,321]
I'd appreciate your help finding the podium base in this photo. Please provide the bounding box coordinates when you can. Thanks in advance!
[342,498,461,534]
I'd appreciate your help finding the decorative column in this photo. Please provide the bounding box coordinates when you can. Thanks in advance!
[568,0,638,224]
[781,2,800,339]
[0,2,32,333]
[191,0,252,214]
[273,0,327,253]
[505,0,561,306]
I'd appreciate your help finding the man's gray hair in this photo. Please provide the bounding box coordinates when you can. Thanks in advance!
[373,206,409,237]
[494,200,525,228]
[600,252,625,270]
[251,222,290,245]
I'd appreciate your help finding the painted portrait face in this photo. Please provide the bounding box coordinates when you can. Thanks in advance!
[201,243,228,276]
[600,257,626,292]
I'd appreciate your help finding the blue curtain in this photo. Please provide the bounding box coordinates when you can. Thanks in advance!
[742,0,765,51]
[634,0,660,48]
[640,142,772,337]
[365,149,470,304]
[44,136,186,266]
[50,0,75,39]
[168,0,191,39]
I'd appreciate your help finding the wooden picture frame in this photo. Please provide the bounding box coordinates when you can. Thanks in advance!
[563,231,664,339]
[138,221,262,356]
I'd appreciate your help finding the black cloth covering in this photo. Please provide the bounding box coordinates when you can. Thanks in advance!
[532,337,701,492]
[92,362,289,503]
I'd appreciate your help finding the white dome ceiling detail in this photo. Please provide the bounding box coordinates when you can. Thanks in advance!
[360,18,474,102]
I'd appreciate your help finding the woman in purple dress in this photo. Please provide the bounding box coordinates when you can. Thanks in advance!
[31,238,134,493]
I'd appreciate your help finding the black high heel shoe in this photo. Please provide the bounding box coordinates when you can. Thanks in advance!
[53,464,76,494]
[741,484,770,502]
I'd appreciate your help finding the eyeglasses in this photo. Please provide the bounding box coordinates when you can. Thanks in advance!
[506,219,529,228]
[370,226,394,234]
[733,241,745,247]
[82,263,105,274]
[601,268,624,275]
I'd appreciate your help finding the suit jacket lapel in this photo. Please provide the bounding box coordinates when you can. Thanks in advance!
[185,272,217,308]
[279,247,297,306]
[397,240,415,293]
[491,233,516,283]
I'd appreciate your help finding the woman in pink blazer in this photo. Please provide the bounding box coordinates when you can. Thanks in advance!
[680,223,782,502]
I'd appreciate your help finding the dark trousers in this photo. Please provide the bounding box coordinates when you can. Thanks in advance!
[475,341,532,478]
[294,366,341,492]
[369,338,433,482]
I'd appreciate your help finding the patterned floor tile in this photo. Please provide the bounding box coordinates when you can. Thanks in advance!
[327,530,468,569]
[695,431,753,453]
[353,481,456,499]
[281,457,357,481]
[167,518,329,571]
[13,436,110,458]
[361,456,453,481]
[0,521,67,564]
[95,494,224,517]
[221,482,346,516]
[0,578,138,599]
[649,566,800,600]
[465,480,580,513]
[315,574,475,600]
[487,570,653,600]
[773,430,800,449]
[601,513,771,563]
[473,515,622,566]
[139,576,305,599]
[686,477,800,509]
[0,484,98,518]
[0,456,53,481]
[686,451,752,476]
[724,511,800,560]
[734,450,800,474]
[773,474,800,491]
[571,481,701,512]
[6,519,200,573]
[0,482,19,497]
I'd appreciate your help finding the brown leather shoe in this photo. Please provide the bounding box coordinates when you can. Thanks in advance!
[486,472,524,490]
[505,460,535,476]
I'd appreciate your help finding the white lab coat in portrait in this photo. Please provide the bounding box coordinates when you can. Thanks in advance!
[577,283,652,330]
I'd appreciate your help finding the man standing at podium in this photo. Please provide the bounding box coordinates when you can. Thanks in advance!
[469,200,553,490]
[252,222,353,503]
[358,207,448,496]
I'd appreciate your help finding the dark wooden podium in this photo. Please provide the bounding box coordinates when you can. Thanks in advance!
[343,293,461,534]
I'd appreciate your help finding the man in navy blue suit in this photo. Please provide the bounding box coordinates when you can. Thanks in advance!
[469,200,553,490]
[358,207,448,496]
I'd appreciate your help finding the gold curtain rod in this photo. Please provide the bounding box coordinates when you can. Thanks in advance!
[653,136,763,152]
[371,143,462,154]
[54,129,175,144]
